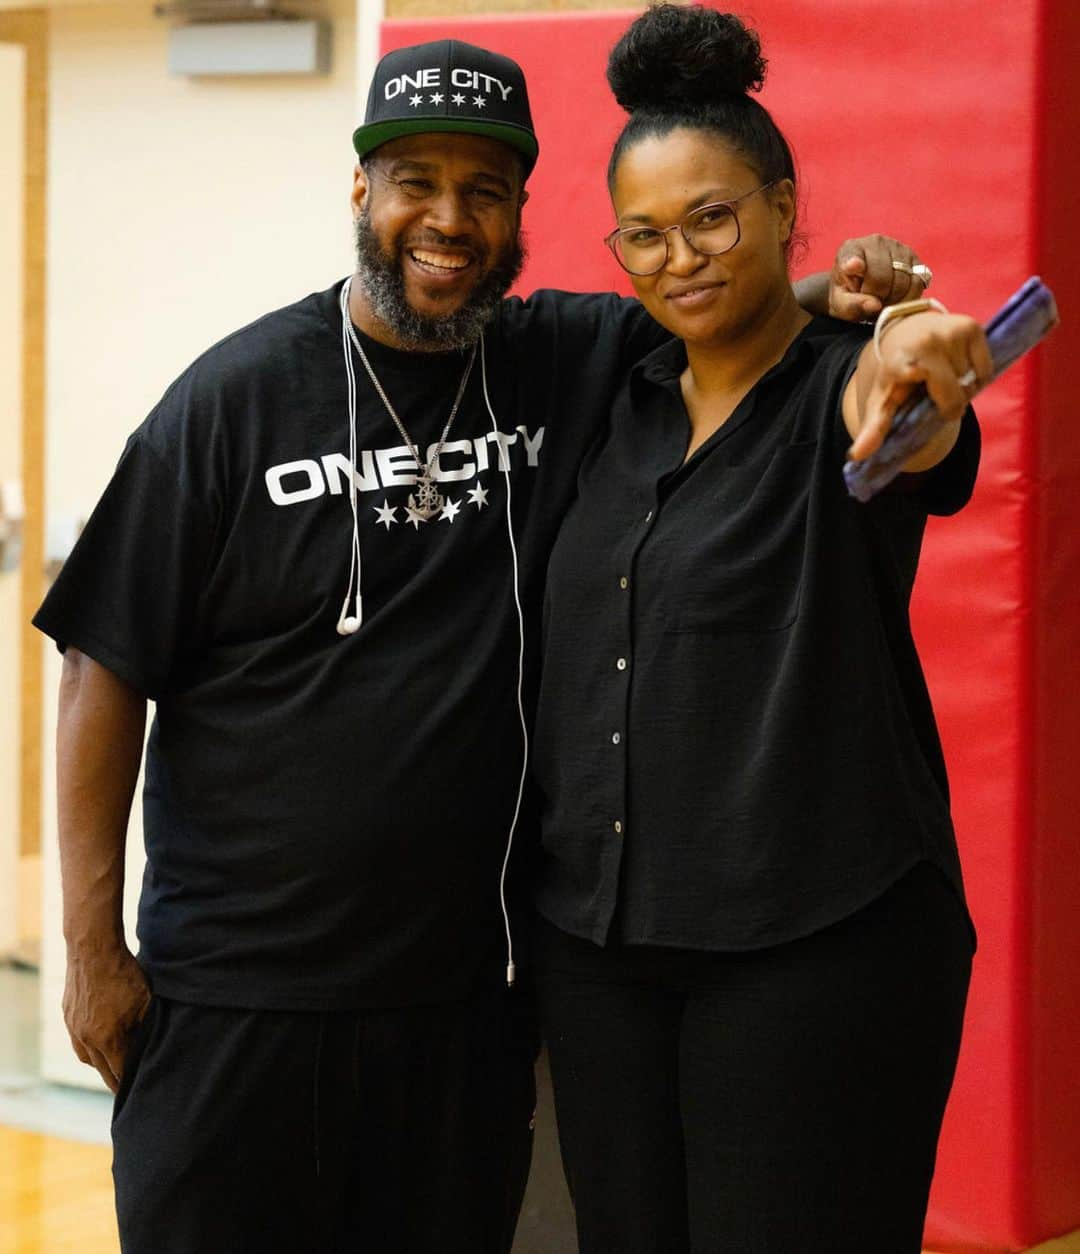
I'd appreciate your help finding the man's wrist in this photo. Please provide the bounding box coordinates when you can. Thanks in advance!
[63,915,127,954]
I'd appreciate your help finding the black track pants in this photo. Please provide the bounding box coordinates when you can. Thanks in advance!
[112,979,537,1254]
[535,862,973,1254]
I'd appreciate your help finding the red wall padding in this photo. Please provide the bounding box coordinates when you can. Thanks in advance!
[382,7,1079,1250]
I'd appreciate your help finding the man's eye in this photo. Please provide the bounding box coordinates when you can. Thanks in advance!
[467,186,508,206]
[398,179,435,197]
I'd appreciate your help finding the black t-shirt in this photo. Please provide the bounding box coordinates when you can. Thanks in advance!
[532,317,980,952]
[33,282,664,1010]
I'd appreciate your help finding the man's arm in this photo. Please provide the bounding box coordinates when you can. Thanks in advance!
[57,648,150,1093]
[795,235,930,321]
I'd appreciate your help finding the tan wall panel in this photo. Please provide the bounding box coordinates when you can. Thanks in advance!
[0,9,46,868]
[0,39,25,956]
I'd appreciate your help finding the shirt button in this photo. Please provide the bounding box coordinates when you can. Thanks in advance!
[614,820,623,835]
[616,657,627,671]
[612,732,621,745]
[619,576,629,590]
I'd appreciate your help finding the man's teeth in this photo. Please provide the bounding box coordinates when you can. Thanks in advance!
[411,250,469,271]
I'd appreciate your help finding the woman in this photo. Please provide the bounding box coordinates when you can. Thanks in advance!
[530,7,990,1253]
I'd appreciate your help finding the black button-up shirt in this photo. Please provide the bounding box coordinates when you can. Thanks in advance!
[533,316,980,952]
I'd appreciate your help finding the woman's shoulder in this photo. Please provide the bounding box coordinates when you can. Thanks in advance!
[796,316,873,408]
[802,314,873,359]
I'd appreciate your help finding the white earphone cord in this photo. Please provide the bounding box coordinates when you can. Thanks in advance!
[481,334,528,989]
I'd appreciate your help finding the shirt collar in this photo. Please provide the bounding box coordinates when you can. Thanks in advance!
[631,314,858,396]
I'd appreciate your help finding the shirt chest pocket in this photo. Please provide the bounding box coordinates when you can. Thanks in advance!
[652,441,817,634]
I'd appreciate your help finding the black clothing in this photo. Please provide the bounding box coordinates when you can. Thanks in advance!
[533,317,980,952]
[534,862,973,1254]
[112,983,537,1254]
[33,282,663,1011]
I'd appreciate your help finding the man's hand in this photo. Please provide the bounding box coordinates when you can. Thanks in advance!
[63,943,151,1093]
[828,235,930,322]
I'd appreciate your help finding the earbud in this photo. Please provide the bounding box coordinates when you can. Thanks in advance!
[337,590,363,636]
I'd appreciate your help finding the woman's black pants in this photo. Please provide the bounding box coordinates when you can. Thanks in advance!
[534,861,973,1254]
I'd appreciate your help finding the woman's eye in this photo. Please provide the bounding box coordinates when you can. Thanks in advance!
[628,230,662,247]
[694,208,729,229]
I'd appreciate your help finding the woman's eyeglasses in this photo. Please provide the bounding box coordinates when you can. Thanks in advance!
[604,182,776,276]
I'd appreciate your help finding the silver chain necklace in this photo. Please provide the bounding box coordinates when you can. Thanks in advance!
[344,308,476,522]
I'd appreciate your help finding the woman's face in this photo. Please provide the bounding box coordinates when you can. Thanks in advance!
[610,128,795,350]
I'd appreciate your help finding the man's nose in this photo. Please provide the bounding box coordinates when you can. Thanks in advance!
[423,186,475,237]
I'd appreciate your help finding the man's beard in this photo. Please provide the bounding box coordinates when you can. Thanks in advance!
[353,209,525,352]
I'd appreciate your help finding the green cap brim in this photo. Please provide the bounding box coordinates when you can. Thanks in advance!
[352,118,539,174]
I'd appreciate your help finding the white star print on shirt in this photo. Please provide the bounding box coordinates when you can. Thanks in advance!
[473,95,486,109]
[373,500,398,530]
[409,94,423,107]
[439,497,462,523]
[467,484,489,510]
[451,93,466,106]
[429,92,444,105]
[404,506,427,529]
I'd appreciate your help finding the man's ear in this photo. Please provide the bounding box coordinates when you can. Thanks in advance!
[351,163,370,218]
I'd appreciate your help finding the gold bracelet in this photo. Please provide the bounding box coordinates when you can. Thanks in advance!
[873,297,948,361]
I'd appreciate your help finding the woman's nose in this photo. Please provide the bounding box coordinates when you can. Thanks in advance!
[664,227,708,275]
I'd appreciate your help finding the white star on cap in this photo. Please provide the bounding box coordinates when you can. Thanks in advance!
[473,95,486,109]
[451,93,466,106]
[373,500,398,530]
[409,93,423,107]
[467,484,489,510]
[404,506,427,530]
[439,497,462,523]
[429,92,444,105]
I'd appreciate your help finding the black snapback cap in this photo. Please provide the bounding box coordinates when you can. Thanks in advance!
[353,40,539,175]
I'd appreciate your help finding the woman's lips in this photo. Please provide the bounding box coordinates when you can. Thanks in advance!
[665,282,725,309]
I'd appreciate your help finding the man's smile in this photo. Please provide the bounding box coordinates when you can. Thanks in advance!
[409,248,472,272]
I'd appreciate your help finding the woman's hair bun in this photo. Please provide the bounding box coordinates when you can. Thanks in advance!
[607,4,767,114]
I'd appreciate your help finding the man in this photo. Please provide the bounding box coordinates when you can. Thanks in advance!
[35,37,928,1254]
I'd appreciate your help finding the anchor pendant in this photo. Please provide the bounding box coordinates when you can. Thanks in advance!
[408,475,444,521]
